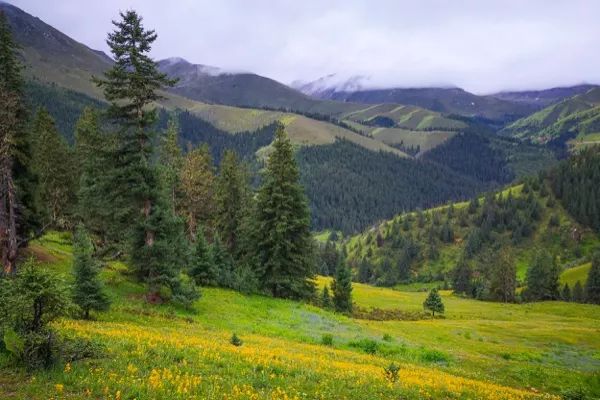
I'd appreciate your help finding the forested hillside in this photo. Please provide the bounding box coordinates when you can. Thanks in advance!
[297,140,484,232]
[502,87,600,146]
[345,172,600,299]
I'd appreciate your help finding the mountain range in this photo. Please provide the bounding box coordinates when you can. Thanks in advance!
[2,0,595,232]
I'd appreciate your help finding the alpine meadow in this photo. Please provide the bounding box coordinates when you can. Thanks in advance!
[1,1,600,399]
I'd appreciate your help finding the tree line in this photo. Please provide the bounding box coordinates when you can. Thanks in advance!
[0,9,324,368]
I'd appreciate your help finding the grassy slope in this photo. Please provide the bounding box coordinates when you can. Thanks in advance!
[502,88,600,144]
[1,233,599,399]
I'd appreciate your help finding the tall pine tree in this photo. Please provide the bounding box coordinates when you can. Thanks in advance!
[74,108,117,245]
[0,11,35,274]
[253,124,315,299]
[94,10,188,298]
[179,144,216,240]
[30,108,76,227]
[489,251,516,303]
[216,150,250,258]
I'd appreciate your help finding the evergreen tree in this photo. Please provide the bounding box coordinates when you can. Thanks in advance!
[525,251,561,301]
[74,108,117,244]
[129,197,190,296]
[215,150,249,257]
[332,262,353,313]
[561,283,572,302]
[321,285,332,309]
[585,252,600,304]
[253,125,315,299]
[423,288,444,317]
[72,225,110,319]
[211,233,233,288]
[489,251,516,302]
[159,115,184,211]
[572,280,584,303]
[452,258,472,295]
[30,108,75,227]
[94,10,186,298]
[180,144,216,240]
[357,259,372,283]
[0,10,34,274]
[189,227,216,286]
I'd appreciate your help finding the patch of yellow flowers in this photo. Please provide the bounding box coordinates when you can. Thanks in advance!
[49,319,558,400]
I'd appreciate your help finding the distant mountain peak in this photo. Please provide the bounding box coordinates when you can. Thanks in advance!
[292,74,370,98]
[158,57,224,78]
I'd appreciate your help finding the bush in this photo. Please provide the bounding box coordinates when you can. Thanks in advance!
[349,338,379,355]
[21,330,56,370]
[59,335,106,362]
[382,333,393,342]
[384,362,400,383]
[230,333,243,347]
[171,274,201,310]
[0,259,72,369]
[321,334,334,346]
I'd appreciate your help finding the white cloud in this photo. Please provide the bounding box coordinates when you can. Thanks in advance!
[9,0,600,93]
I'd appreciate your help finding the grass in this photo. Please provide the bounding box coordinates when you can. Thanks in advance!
[1,234,599,399]
[561,263,591,287]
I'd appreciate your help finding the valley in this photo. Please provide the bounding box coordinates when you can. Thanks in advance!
[0,1,599,400]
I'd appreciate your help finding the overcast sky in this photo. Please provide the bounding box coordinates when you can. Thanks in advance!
[9,0,600,94]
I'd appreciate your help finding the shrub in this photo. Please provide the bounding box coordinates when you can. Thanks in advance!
[171,274,201,310]
[419,348,450,363]
[382,333,393,342]
[349,338,379,355]
[0,259,71,369]
[321,334,334,346]
[59,335,106,362]
[384,362,400,383]
[230,333,243,347]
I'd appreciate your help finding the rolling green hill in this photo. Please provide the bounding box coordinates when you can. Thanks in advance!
[501,88,600,145]
[304,86,538,126]
[344,179,600,289]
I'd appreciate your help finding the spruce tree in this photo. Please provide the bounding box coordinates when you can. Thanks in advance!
[332,262,353,313]
[321,285,332,309]
[211,233,233,288]
[74,108,117,244]
[489,251,516,302]
[585,252,600,304]
[452,258,472,295]
[72,225,110,319]
[159,115,184,211]
[94,10,187,297]
[525,251,561,301]
[561,283,572,302]
[253,124,315,299]
[423,288,444,317]
[180,144,216,239]
[0,10,31,274]
[216,150,249,257]
[189,227,216,286]
[30,108,76,227]
[573,280,585,303]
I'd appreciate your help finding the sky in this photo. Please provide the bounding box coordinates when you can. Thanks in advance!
[9,0,600,94]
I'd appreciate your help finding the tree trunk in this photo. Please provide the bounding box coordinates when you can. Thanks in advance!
[5,172,17,274]
[143,198,154,247]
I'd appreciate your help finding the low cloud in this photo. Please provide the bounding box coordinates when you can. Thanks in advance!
[10,0,600,94]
